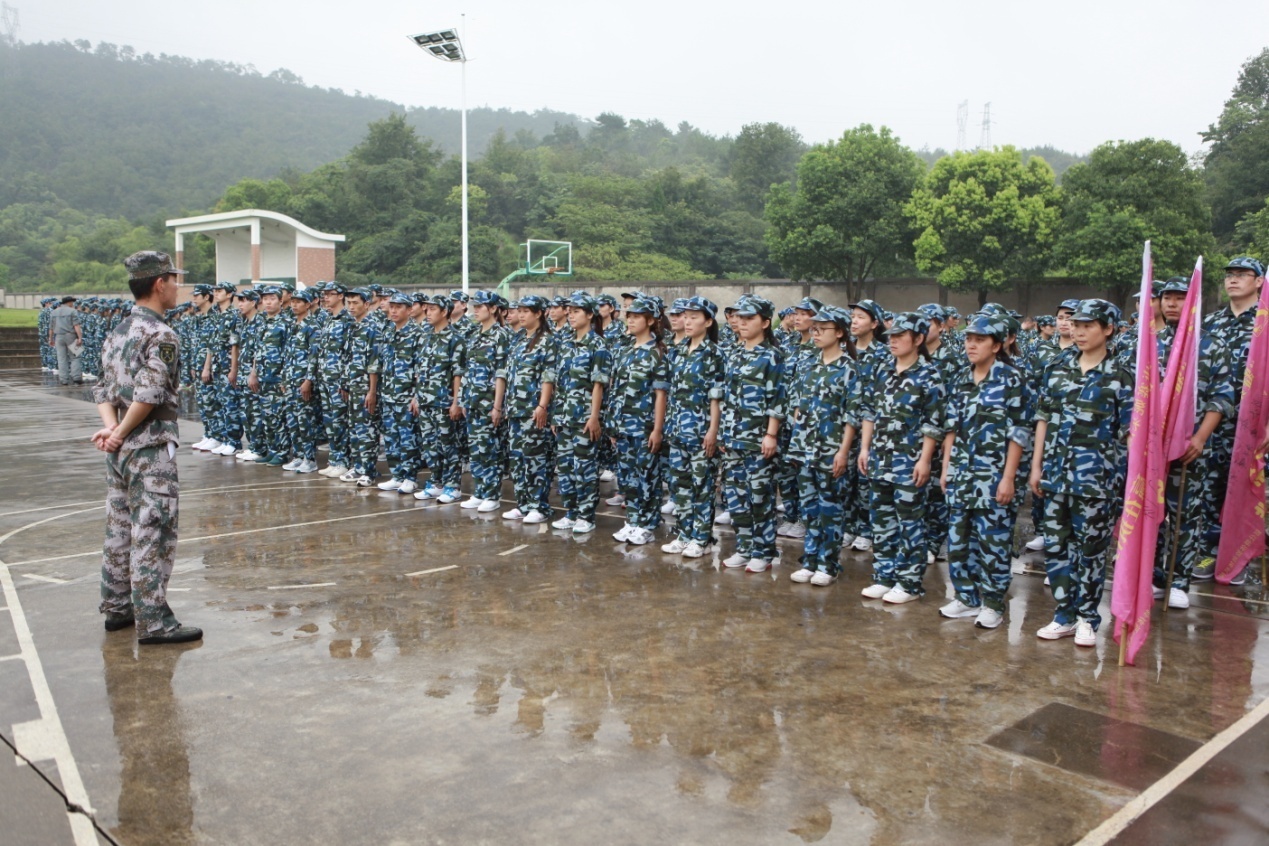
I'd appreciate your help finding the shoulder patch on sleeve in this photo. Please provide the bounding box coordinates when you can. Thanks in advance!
[159,343,177,365]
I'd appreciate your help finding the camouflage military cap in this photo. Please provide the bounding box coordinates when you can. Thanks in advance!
[778,306,794,318]
[1225,256,1265,277]
[367,283,384,295]
[620,290,641,300]
[280,280,297,293]
[883,311,931,338]
[732,295,774,320]
[1070,299,1115,324]
[518,294,549,310]
[411,291,430,305]
[494,294,511,310]
[597,293,620,308]
[258,285,283,297]
[192,283,214,296]
[450,290,470,303]
[295,288,319,303]
[1104,301,1123,324]
[793,297,824,314]
[946,307,961,318]
[388,292,414,306]
[1160,275,1190,295]
[625,294,662,318]
[668,297,691,315]
[346,286,374,302]
[236,288,260,301]
[470,289,498,306]
[568,291,599,312]
[1007,309,1023,320]
[423,294,452,310]
[507,299,521,309]
[550,295,570,308]
[811,305,852,328]
[680,296,717,320]
[1057,298,1082,314]
[847,299,885,323]
[916,303,948,322]
[963,313,1009,341]
[1036,315,1056,328]
[214,280,238,293]
[124,250,187,281]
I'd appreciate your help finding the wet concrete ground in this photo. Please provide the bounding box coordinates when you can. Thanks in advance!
[1,370,1267,846]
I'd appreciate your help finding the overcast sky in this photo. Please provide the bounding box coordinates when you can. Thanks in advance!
[16,0,1269,155]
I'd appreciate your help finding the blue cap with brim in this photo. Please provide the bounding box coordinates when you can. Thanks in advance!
[732,295,774,320]
[848,299,885,323]
[680,295,717,320]
[883,311,931,337]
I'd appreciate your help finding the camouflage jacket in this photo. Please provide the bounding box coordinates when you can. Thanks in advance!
[788,353,861,470]
[377,321,425,404]
[779,336,819,409]
[721,341,785,452]
[505,331,557,420]
[944,360,1033,509]
[314,310,354,388]
[252,314,289,385]
[417,324,466,409]
[1204,304,1256,405]
[605,338,671,439]
[460,323,510,413]
[343,318,382,394]
[92,306,180,450]
[282,314,320,387]
[1034,352,1134,500]
[861,358,947,483]
[547,331,613,428]
[665,338,727,448]
[602,318,630,350]
[237,313,265,370]
[854,339,895,395]
[1157,325,1236,424]
[926,338,965,389]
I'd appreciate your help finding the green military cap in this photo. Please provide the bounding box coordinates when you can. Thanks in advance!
[963,313,1009,341]
[124,250,187,281]
[883,311,932,337]
[1070,299,1115,324]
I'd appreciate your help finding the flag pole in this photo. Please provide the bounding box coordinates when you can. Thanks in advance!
[1118,623,1128,666]
[1163,466,1189,612]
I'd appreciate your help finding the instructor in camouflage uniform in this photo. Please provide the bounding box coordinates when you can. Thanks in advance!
[91,250,202,645]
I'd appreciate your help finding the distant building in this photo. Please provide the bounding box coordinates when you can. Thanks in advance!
[166,209,345,287]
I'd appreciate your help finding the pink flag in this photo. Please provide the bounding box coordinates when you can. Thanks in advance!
[1112,242,1167,665]
[1216,280,1269,583]
[1159,258,1202,462]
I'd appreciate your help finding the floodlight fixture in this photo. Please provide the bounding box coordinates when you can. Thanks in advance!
[409,28,465,62]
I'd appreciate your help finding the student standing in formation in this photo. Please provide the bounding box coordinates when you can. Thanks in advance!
[502,295,556,525]
[845,299,893,551]
[787,306,859,586]
[460,291,510,512]
[280,288,321,474]
[720,295,785,573]
[858,312,946,603]
[1029,299,1134,649]
[940,313,1030,629]
[314,283,355,477]
[376,292,425,495]
[546,292,612,534]
[775,297,823,542]
[340,287,382,486]
[234,288,265,462]
[412,295,466,504]
[247,286,290,466]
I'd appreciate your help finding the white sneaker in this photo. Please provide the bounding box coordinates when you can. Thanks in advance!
[682,542,709,559]
[842,532,857,546]
[882,586,919,604]
[790,568,814,583]
[975,607,1004,629]
[723,552,748,568]
[355,475,374,487]
[572,519,595,534]
[321,464,346,477]
[776,521,795,537]
[860,583,890,599]
[627,528,652,546]
[744,557,771,573]
[776,503,786,514]
[377,479,403,491]
[522,510,549,524]
[851,536,872,551]
[810,570,838,586]
[714,511,732,526]
[436,486,461,504]
[460,496,483,509]
[599,470,616,483]
[927,551,937,565]
[661,538,688,554]
[192,438,211,450]
[1074,620,1097,647]
[1036,620,1077,640]
[784,522,806,539]
[614,524,634,542]
[236,450,260,462]
[338,470,358,482]
[296,459,318,474]
[398,480,417,495]
[477,499,499,513]
[419,483,443,499]
[281,458,301,471]
[660,500,676,515]
[212,443,237,456]
[939,599,979,619]
[1025,536,1046,551]
[605,493,626,506]
[1167,587,1190,609]
[552,516,576,530]
[503,508,525,520]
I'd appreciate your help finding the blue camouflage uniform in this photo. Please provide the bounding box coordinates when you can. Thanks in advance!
[416,303,466,493]
[504,298,558,516]
[313,294,355,471]
[250,292,290,461]
[377,298,425,486]
[462,292,512,502]
[343,291,383,480]
[282,294,322,465]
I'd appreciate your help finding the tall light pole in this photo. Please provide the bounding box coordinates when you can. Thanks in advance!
[408,23,469,292]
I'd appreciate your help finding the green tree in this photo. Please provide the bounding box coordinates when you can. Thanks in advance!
[728,122,805,211]
[1055,139,1214,303]
[1202,48,1269,243]
[765,125,925,301]
[906,147,1061,306]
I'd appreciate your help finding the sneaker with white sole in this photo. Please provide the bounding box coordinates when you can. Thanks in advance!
[398,480,417,495]
[790,568,814,583]
[281,458,301,471]
[599,470,616,483]
[882,586,919,604]
[927,551,937,565]
[842,532,857,547]
[296,459,318,474]
[212,443,238,456]
[572,519,595,534]
[723,552,749,568]
[192,438,211,451]
[683,542,709,559]
[322,465,347,477]
[477,499,499,513]
[1167,587,1190,609]
[784,522,807,539]
[744,557,771,573]
[810,570,838,586]
[776,521,795,537]
[418,483,443,499]
[437,486,461,504]
[236,450,260,462]
[522,510,549,524]
[714,511,732,526]
[1073,620,1097,647]
[1191,557,1215,581]
[660,500,676,515]
[1025,536,1046,551]
[776,503,786,514]
[338,470,357,482]
[1036,620,1077,640]
[661,538,688,554]
[460,496,483,509]
[503,508,525,520]
[355,475,374,487]
[614,524,634,542]
[377,479,403,491]
[975,607,1004,629]
[851,536,872,551]
[627,527,652,545]
[939,599,979,619]
[551,516,576,530]
[861,583,890,599]
[605,493,626,506]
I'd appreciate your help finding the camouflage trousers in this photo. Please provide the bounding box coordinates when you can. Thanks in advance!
[254,384,288,458]
[345,392,381,478]
[317,380,350,469]
[1041,492,1113,629]
[1202,425,1234,557]
[242,384,265,454]
[284,384,320,462]
[1153,457,1210,593]
[556,425,600,522]
[925,457,948,557]
[722,448,778,561]
[869,478,929,593]
[418,407,461,489]
[614,433,663,530]
[667,440,719,545]
[210,377,244,446]
[947,503,1014,611]
[195,381,219,439]
[100,444,181,634]
[797,460,850,575]
[380,401,420,482]
[508,417,554,514]
[843,443,870,539]
[466,413,507,501]
[775,427,801,524]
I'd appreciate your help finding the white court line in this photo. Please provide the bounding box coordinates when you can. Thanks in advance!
[1191,590,1269,608]
[498,544,529,556]
[22,574,69,585]
[1075,693,1269,845]
[0,479,326,519]
[266,582,336,590]
[0,653,21,662]
[167,588,191,592]
[405,565,458,577]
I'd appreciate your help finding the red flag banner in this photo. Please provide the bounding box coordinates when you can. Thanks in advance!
[1112,242,1166,665]
[1159,259,1201,462]
[1216,280,1269,583]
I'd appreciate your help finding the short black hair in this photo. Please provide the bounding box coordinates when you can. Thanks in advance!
[129,274,163,299]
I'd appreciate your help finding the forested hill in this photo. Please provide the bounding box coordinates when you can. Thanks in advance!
[0,39,588,218]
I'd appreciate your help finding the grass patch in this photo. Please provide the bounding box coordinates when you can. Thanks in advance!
[0,308,40,328]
